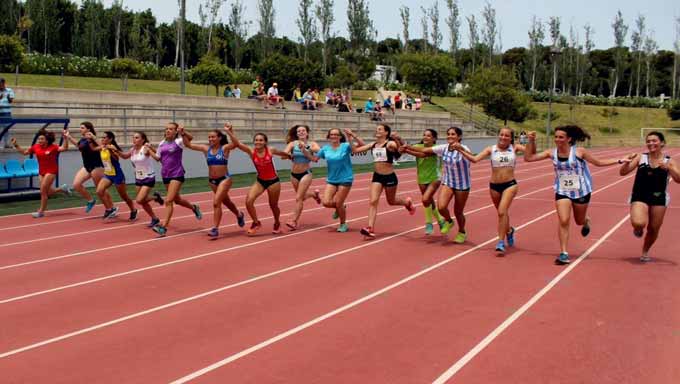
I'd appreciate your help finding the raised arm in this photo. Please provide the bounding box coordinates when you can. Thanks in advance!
[57,130,70,152]
[10,138,31,156]
[66,132,80,146]
[619,153,641,176]
[224,127,252,156]
[145,143,161,161]
[579,148,632,167]
[523,131,552,162]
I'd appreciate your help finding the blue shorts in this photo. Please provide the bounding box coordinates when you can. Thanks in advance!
[105,172,125,186]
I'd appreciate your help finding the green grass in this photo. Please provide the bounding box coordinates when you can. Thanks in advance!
[0,162,415,217]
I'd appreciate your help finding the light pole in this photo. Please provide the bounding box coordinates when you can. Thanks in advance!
[546,45,562,140]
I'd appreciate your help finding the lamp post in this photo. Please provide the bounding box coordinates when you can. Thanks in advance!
[546,45,562,140]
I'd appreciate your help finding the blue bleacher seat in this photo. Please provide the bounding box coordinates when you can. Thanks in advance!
[0,162,12,179]
[23,158,39,176]
[4,159,29,177]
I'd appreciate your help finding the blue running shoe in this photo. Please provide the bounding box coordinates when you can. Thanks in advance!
[555,252,571,265]
[148,217,160,228]
[506,227,516,247]
[337,223,349,233]
[425,223,434,235]
[152,225,167,237]
[495,240,506,255]
[85,199,96,213]
[237,211,246,227]
[192,204,202,220]
[208,227,219,237]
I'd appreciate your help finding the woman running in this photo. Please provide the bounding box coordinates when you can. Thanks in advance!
[283,124,321,230]
[402,126,471,243]
[65,121,107,213]
[524,125,632,265]
[150,122,203,237]
[116,131,164,227]
[345,125,415,239]
[227,129,290,235]
[87,131,137,220]
[10,129,72,218]
[453,127,526,255]
[620,131,680,262]
[400,128,445,235]
[181,123,245,238]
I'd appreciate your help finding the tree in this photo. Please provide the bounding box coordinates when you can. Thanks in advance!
[0,0,21,36]
[257,0,276,58]
[397,53,458,96]
[188,55,233,96]
[347,0,373,52]
[228,0,250,70]
[630,14,645,97]
[296,0,317,62]
[467,15,479,74]
[315,0,335,75]
[481,1,497,65]
[179,0,186,94]
[643,33,658,97]
[611,10,628,97]
[673,17,679,99]
[0,35,24,72]
[202,0,225,54]
[420,6,428,53]
[112,58,142,91]
[399,6,410,53]
[445,0,461,59]
[464,65,534,125]
[429,2,442,51]
[326,63,358,89]
[527,15,544,91]
[579,23,595,95]
[255,53,324,99]
[111,0,124,58]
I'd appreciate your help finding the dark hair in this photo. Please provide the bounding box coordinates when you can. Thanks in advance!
[254,132,268,144]
[419,128,438,144]
[646,131,666,143]
[80,121,96,136]
[378,124,401,159]
[166,122,180,139]
[447,126,463,141]
[37,128,56,145]
[287,124,310,143]
[500,127,515,145]
[104,131,122,151]
[326,128,347,142]
[211,129,228,146]
[555,125,590,145]
[134,131,149,145]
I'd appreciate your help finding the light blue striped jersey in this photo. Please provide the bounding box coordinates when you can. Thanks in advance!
[552,146,593,198]
[433,143,471,190]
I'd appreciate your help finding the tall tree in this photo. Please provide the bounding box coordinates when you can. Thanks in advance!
[204,0,224,54]
[630,14,645,97]
[296,0,317,62]
[467,15,479,73]
[673,17,679,99]
[111,0,124,58]
[315,0,334,75]
[399,6,410,53]
[178,0,186,94]
[257,0,276,58]
[611,10,628,97]
[445,0,461,59]
[228,0,249,70]
[420,6,428,53]
[527,16,545,91]
[579,23,595,95]
[481,1,497,65]
[0,0,21,36]
[347,0,373,52]
[643,33,658,97]
[429,2,442,51]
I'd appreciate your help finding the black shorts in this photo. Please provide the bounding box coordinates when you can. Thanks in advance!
[257,177,280,189]
[163,176,185,185]
[630,191,668,207]
[371,172,398,187]
[84,163,103,173]
[209,175,230,186]
[135,177,156,188]
[291,170,311,181]
[555,193,591,204]
[489,179,518,194]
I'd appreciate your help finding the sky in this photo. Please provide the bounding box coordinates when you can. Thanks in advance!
[92,0,680,51]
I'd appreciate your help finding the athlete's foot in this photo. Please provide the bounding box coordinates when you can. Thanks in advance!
[405,197,416,215]
[440,219,454,235]
[208,227,219,238]
[581,218,591,237]
[105,206,119,220]
[453,231,467,244]
[425,223,434,235]
[360,226,376,239]
[247,221,262,235]
[85,199,96,213]
[153,192,164,205]
[148,217,160,228]
[152,225,167,237]
[640,254,651,262]
[555,252,571,265]
[31,211,45,218]
[495,240,506,256]
[236,211,246,227]
[285,221,297,231]
[129,209,139,221]
[633,227,644,238]
[272,222,282,234]
[313,189,321,204]
[506,227,516,247]
[60,184,73,197]
[192,204,203,220]
[337,223,349,233]
[437,218,447,233]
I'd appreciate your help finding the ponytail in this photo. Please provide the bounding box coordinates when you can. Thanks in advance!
[104,131,122,151]
[555,125,590,145]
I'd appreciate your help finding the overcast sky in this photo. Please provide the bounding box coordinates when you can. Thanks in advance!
[92,0,679,51]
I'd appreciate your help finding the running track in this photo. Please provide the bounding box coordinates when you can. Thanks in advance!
[1,147,678,383]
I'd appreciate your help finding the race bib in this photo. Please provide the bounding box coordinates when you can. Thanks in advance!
[559,173,580,192]
[373,147,388,162]
[103,161,113,173]
[497,155,510,164]
[135,169,145,178]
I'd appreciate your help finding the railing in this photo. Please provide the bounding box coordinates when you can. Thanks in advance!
[445,102,501,135]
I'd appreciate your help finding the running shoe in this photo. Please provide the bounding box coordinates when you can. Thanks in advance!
[237,211,246,227]
[153,191,164,205]
[106,206,119,219]
[152,225,167,237]
[129,209,138,221]
[337,223,349,233]
[332,204,347,220]
[640,255,651,262]
[85,199,96,213]
[285,221,297,231]
[437,218,447,233]
[440,219,454,235]
[192,204,202,220]
[208,227,219,238]
[360,226,376,239]
[555,252,571,265]
[405,197,416,215]
[60,183,73,197]
[581,218,591,237]
[272,222,282,234]
[247,221,262,235]
[102,208,112,219]
[453,231,467,244]
[31,211,45,218]
[148,217,160,228]
[313,189,321,204]
[425,223,434,235]
[506,227,516,247]
[633,227,644,238]
[495,240,506,255]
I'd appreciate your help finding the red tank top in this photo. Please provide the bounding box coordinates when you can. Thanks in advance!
[252,147,277,180]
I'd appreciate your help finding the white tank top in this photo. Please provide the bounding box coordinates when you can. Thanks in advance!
[490,144,516,168]
[130,146,156,180]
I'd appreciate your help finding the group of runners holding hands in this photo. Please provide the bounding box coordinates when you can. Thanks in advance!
[10,121,679,264]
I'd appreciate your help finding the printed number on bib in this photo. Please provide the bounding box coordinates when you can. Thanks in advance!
[135,169,145,178]
[559,173,580,192]
[103,161,113,173]
[373,147,388,162]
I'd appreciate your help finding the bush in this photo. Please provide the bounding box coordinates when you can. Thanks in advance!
[527,90,664,109]
[397,53,458,96]
[669,101,680,121]
[255,53,324,100]
[188,55,234,96]
[0,34,24,72]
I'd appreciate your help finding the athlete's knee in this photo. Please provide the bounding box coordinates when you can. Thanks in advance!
[497,209,508,219]
[422,197,433,207]
[369,197,380,206]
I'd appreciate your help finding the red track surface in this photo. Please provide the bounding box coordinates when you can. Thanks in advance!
[1,147,678,384]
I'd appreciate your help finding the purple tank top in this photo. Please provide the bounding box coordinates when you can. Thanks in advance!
[158,138,185,178]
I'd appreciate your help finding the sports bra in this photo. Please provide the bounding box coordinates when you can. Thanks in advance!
[292,141,312,164]
[490,144,516,168]
[206,146,229,167]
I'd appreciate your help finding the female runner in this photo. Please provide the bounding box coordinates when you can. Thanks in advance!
[524,125,632,265]
[181,123,245,237]
[283,124,321,230]
[402,126,472,243]
[10,129,72,218]
[453,127,526,255]
[345,125,415,239]
[65,121,107,213]
[619,131,680,262]
[227,129,290,235]
[150,122,203,236]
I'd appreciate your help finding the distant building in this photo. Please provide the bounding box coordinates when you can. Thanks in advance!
[371,65,397,83]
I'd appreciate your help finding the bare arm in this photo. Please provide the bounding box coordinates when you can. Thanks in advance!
[619,153,641,176]
[523,131,551,162]
[270,147,291,159]
[403,144,436,156]
[224,128,252,156]
[117,147,134,160]
[666,159,680,183]
[9,138,31,155]
[148,144,161,161]
[456,145,491,163]
[578,148,630,167]
[57,131,70,152]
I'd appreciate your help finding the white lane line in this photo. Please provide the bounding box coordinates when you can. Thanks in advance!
[430,214,630,384]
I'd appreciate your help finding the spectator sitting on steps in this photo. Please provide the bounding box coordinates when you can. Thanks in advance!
[266,82,285,109]
[233,84,241,98]
[0,78,15,148]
